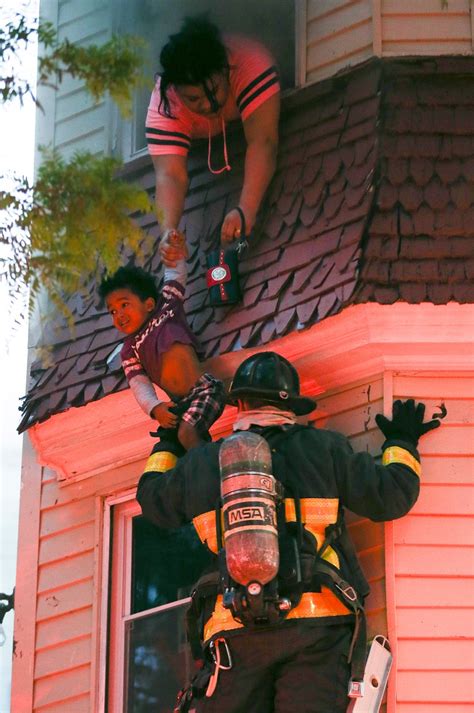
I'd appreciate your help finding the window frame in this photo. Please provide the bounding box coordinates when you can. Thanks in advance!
[113,0,306,164]
[98,490,193,712]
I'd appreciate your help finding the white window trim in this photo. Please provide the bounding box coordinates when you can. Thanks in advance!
[295,0,307,87]
[117,100,150,164]
[106,494,136,712]
[97,488,135,713]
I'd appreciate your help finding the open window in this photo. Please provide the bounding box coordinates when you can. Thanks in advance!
[107,496,213,711]
[114,0,297,160]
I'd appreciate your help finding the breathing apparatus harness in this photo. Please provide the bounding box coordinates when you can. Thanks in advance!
[175,425,368,711]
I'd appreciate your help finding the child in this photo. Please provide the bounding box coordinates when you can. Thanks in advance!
[99,234,226,451]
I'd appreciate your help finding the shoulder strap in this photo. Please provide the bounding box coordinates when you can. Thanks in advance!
[312,508,368,683]
[186,570,220,662]
[312,558,367,682]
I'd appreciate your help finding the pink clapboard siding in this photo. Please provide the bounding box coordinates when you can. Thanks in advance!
[389,373,474,712]
[28,458,141,712]
[32,468,97,712]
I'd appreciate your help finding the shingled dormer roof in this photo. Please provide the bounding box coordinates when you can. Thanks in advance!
[18,56,474,432]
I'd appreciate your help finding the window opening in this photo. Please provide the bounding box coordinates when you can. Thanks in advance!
[116,0,296,157]
[108,501,213,711]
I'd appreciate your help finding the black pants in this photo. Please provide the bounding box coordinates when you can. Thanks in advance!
[194,621,353,713]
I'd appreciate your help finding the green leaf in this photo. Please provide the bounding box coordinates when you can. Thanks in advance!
[1,13,157,322]
[1,150,157,316]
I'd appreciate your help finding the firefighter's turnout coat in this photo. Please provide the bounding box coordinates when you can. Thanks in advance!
[137,423,421,642]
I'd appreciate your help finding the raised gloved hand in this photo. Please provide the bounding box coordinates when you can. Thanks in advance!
[375,399,441,447]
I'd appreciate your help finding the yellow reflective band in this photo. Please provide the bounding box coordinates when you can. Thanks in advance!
[203,596,243,640]
[203,589,351,642]
[193,511,221,554]
[284,498,339,528]
[287,589,350,619]
[143,451,178,474]
[285,498,340,568]
[320,545,339,568]
[383,446,421,477]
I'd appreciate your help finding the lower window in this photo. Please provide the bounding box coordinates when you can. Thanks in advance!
[107,497,213,711]
[124,602,191,712]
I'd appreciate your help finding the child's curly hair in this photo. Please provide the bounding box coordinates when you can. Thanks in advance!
[98,265,159,303]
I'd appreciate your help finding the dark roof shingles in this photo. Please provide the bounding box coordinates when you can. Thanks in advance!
[355,56,474,306]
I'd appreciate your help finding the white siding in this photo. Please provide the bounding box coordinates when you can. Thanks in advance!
[391,372,474,712]
[36,0,112,164]
[26,459,141,712]
[31,468,96,711]
[36,0,474,164]
[381,0,473,56]
[306,0,374,83]
[302,0,473,85]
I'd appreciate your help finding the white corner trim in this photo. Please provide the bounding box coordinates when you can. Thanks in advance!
[29,302,474,482]
[10,434,42,711]
[295,0,308,86]
[371,0,383,56]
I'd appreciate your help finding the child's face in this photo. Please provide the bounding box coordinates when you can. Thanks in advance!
[106,288,156,335]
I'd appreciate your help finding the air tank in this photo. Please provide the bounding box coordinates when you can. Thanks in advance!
[219,431,279,586]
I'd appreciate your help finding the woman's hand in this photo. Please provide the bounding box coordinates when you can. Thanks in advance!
[221,207,253,245]
[151,401,179,428]
[159,229,188,267]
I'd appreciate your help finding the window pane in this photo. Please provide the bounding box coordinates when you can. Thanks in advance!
[117,0,295,154]
[131,516,214,613]
[125,603,192,713]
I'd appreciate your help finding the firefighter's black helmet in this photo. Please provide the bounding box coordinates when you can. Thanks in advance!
[228,352,317,415]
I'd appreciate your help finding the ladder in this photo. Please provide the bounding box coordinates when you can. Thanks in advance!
[347,636,393,713]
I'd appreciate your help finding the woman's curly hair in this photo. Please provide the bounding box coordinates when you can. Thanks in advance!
[158,15,230,118]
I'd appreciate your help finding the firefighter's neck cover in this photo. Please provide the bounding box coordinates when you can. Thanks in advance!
[233,408,297,431]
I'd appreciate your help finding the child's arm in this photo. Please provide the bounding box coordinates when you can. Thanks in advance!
[128,373,161,415]
[129,374,178,428]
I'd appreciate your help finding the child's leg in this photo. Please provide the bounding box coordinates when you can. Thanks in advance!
[177,421,205,450]
[174,374,226,450]
[149,424,186,455]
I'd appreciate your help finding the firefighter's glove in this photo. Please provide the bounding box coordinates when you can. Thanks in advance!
[375,399,441,447]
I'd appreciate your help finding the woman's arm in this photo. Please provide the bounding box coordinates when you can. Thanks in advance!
[221,93,280,243]
[153,154,189,266]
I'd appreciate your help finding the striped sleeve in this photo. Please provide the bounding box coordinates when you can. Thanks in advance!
[146,84,192,157]
[162,279,186,304]
[229,37,280,121]
[121,342,145,383]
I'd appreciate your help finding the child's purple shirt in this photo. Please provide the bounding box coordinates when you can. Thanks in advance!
[120,281,200,387]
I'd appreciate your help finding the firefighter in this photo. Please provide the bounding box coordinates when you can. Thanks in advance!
[137,352,441,713]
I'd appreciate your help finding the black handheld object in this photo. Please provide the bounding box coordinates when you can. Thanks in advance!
[375,399,442,447]
[206,207,247,306]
